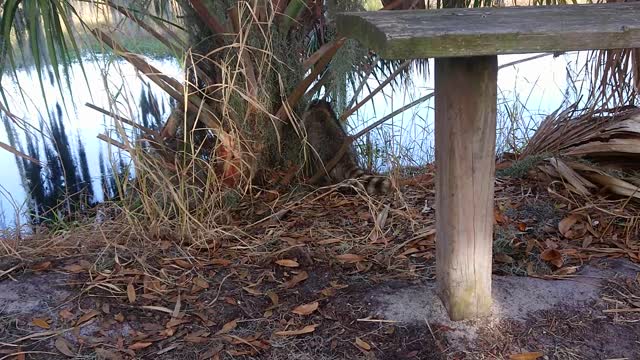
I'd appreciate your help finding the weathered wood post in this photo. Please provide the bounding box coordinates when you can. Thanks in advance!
[435,56,496,319]
[336,2,640,320]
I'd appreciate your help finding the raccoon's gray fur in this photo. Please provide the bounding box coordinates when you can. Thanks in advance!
[301,99,391,195]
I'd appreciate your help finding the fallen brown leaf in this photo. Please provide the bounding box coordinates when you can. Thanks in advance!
[582,235,594,248]
[266,291,279,306]
[31,318,50,329]
[58,309,74,321]
[336,254,364,263]
[75,310,100,326]
[355,337,371,351]
[224,297,237,305]
[558,214,580,238]
[320,287,336,297]
[216,319,238,335]
[274,324,317,336]
[174,259,194,269]
[127,282,136,304]
[494,208,507,224]
[63,264,85,273]
[518,222,527,232]
[495,253,514,264]
[197,345,222,360]
[292,301,319,316]
[166,318,190,328]
[193,276,209,289]
[172,293,182,319]
[553,266,578,276]
[282,271,308,289]
[31,261,51,271]
[185,332,211,344]
[128,342,153,350]
[209,258,231,266]
[243,286,263,296]
[275,259,300,268]
[540,249,563,268]
[227,349,257,356]
[318,238,342,245]
[329,281,348,289]
[510,352,543,360]
[54,337,76,357]
[94,348,122,360]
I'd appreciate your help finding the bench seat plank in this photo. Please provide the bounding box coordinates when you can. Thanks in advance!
[337,3,640,58]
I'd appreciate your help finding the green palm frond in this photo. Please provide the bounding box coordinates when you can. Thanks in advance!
[0,0,87,111]
[0,0,185,113]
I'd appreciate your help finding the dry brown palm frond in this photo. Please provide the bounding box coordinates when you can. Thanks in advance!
[523,105,640,169]
[524,104,640,203]
[587,48,639,109]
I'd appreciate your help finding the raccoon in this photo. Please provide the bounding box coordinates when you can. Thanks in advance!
[301,99,391,195]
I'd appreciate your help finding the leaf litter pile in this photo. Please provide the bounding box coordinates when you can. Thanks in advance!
[1,108,640,359]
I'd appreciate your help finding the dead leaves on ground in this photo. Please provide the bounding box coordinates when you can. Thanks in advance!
[282,270,308,289]
[540,248,563,268]
[292,301,319,316]
[215,319,238,335]
[126,281,136,303]
[354,337,372,351]
[274,324,318,336]
[31,318,50,329]
[54,337,76,357]
[275,259,299,267]
[510,352,543,360]
[336,254,364,263]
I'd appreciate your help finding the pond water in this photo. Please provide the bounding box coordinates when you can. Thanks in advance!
[0,52,586,228]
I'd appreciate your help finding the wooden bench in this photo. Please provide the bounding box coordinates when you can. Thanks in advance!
[336,2,640,321]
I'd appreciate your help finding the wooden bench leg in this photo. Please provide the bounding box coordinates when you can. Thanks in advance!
[435,56,497,321]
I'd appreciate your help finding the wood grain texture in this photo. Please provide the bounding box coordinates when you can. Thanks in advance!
[337,3,640,58]
[435,56,497,320]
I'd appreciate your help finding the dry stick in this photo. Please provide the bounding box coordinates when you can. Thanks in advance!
[92,30,183,99]
[105,0,183,55]
[91,29,232,147]
[87,101,174,165]
[97,134,127,150]
[275,37,346,122]
[308,92,435,184]
[97,134,178,172]
[339,59,412,122]
[85,103,159,137]
[0,140,42,166]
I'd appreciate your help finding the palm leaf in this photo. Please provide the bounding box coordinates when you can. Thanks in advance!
[0,0,88,114]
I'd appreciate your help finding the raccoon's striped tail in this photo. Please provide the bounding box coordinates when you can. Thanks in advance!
[338,167,391,195]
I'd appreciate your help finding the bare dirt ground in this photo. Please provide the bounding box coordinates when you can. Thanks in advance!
[1,169,639,359]
[0,258,638,359]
